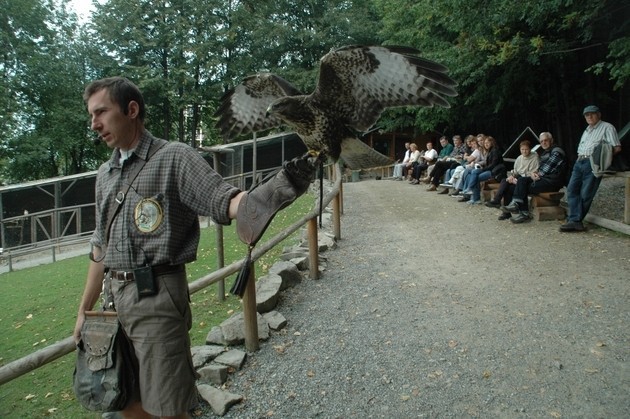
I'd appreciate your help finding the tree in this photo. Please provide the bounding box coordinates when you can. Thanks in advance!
[374,0,629,151]
[0,0,110,183]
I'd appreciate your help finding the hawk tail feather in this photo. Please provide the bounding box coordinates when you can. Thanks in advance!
[340,137,394,170]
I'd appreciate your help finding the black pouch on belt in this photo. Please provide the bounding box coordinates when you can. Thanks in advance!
[135,266,157,298]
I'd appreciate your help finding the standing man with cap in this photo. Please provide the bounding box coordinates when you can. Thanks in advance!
[560,105,621,232]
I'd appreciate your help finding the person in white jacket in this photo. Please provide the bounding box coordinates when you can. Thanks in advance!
[486,140,539,219]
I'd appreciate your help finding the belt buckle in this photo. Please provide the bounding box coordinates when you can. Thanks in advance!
[116,270,132,283]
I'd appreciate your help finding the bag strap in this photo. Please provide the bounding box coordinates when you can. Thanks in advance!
[91,140,166,262]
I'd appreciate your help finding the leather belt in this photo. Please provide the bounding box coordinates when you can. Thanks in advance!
[109,264,184,282]
[577,154,590,160]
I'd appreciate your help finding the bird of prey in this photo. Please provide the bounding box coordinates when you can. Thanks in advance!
[215,45,458,170]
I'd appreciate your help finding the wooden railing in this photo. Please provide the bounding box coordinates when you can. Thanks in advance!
[0,163,344,386]
[0,203,96,271]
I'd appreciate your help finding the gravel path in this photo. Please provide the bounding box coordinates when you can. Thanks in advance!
[210,177,630,418]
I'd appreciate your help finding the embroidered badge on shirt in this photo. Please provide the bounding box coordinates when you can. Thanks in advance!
[134,198,163,233]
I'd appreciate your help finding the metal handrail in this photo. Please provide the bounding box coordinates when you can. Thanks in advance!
[0,163,343,386]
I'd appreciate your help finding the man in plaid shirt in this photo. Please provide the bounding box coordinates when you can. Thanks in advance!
[73,77,314,418]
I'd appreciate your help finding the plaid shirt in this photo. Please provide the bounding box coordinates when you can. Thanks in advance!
[538,146,566,177]
[91,130,241,269]
[450,144,467,159]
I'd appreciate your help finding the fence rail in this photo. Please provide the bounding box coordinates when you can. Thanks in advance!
[0,163,344,386]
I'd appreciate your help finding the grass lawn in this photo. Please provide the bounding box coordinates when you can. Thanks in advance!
[0,194,313,418]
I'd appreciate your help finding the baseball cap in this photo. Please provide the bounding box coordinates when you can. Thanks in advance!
[582,105,600,114]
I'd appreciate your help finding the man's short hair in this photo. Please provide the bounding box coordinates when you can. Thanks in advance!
[539,132,554,142]
[83,76,146,121]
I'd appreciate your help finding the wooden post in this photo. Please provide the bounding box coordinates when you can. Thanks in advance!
[625,175,630,224]
[212,151,226,300]
[215,225,225,300]
[241,262,259,352]
[307,217,319,280]
[332,192,341,241]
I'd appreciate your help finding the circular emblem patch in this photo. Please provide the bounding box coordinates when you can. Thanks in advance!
[134,198,163,233]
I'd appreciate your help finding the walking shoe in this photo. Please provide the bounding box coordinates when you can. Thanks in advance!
[439,182,452,188]
[500,202,520,214]
[510,212,531,224]
[449,190,460,197]
[437,188,449,195]
[457,195,470,202]
[559,221,585,232]
[485,201,500,208]
[498,212,511,220]
[410,179,419,185]
[467,199,482,205]
[427,184,437,191]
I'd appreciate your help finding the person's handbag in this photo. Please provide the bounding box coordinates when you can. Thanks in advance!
[491,163,507,181]
[73,310,132,412]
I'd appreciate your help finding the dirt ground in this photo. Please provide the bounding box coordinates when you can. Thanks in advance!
[219,177,630,418]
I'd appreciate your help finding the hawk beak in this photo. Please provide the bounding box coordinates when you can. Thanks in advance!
[265,104,273,118]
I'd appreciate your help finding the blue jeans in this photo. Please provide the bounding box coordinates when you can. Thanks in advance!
[460,167,476,191]
[464,169,492,201]
[566,158,602,222]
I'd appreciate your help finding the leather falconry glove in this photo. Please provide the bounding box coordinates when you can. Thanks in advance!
[232,153,319,296]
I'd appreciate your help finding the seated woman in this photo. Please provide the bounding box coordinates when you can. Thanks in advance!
[449,136,485,196]
[401,143,420,180]
[485,140,539,219]
[458,136,503,204]
[409,142,438,184]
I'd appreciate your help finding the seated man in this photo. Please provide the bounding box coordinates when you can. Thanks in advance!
[410,141,438,184]
[391,142,411,180]
[429,135,467,192]
[501,132,567,223]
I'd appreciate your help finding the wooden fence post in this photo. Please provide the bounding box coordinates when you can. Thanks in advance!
[332,193,341,241]
[241,262,259,352]
[215,225,225,300]
[307,217,319,280]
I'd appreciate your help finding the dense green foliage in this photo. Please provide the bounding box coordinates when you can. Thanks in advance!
[1,0,627,182]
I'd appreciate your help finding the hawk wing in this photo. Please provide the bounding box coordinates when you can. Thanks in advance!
[340,136,394,170]
[313,45,458,132]
[214,73,303,140]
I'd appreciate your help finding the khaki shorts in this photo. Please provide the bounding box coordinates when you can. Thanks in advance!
[109,269,198,417]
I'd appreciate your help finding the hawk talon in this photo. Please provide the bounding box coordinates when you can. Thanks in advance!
[302,150,326,167]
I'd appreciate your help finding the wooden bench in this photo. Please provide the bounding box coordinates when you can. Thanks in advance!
[481,179,500,201]
[482,180,565,221]
[529,191,565,221]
